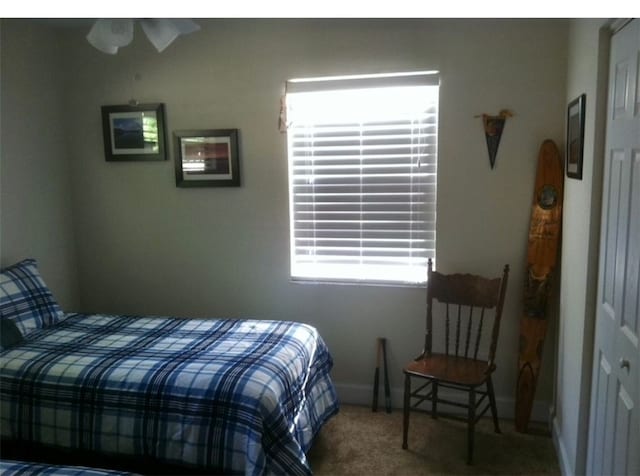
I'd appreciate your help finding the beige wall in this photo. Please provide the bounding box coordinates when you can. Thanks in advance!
[0,20,80,308]
[2,19,569,417]
[553,18,611,476]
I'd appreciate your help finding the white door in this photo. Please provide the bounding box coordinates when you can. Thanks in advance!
[587,19,640,476]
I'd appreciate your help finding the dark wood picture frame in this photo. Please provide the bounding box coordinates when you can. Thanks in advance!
[566,94,586,180]
[101,103,167,162]
[174,129,240,187]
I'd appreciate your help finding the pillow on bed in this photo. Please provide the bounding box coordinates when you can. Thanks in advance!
[0,258,64,340]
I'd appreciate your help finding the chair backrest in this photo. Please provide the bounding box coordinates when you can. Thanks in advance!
[424,259,509,369]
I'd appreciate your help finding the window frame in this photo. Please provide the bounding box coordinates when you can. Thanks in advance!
[285,71,439,287]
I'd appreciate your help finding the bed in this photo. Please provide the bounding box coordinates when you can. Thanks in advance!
[0,259,339,475]
[0,460,136,476]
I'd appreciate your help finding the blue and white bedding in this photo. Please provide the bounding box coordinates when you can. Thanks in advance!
[0,460,135,476]
[0,313,339,475]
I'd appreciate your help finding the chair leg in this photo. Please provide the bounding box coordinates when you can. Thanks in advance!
[486,376,501,434]
[431,380,438,419]
[467,388,476,465]
[402,373,410,449]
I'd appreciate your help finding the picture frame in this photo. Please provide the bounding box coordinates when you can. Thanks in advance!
[566,94,586,180]
[174,129,240,187]
[101,103,167,162]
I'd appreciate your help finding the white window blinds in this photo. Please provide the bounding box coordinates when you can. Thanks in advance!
[286,71,439,284]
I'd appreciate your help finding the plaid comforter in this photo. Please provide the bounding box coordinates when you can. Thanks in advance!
[0,460,135,476]
[0,314,338,475]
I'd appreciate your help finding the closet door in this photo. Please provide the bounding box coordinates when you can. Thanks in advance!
[587,18,639,476]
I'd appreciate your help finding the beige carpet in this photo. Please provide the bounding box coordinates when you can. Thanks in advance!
[307,405,560,475]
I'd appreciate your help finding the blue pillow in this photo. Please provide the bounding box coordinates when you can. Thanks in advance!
[0,258,64,340]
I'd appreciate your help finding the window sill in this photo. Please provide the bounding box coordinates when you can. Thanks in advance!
[289,277,426,289]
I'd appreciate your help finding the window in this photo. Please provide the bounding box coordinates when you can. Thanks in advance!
[285,71,439,285]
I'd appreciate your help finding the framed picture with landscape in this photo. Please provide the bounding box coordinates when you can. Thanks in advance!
[174,129,240,187]
[101,103,167,161]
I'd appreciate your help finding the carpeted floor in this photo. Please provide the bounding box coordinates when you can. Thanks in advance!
[307,405,560,475]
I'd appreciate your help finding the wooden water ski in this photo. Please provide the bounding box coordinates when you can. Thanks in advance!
[515,139,563,432]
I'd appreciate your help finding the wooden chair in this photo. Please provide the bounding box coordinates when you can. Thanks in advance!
[402,258,509,464]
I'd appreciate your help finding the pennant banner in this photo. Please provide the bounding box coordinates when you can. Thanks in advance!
[479,109,513,169]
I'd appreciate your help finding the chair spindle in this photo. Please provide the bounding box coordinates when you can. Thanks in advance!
[474,308,486,360]
[445,303,450,356]
[455,304,462,356]
[464,306,474,358]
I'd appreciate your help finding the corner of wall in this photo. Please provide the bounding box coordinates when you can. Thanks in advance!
[554,18,614,476]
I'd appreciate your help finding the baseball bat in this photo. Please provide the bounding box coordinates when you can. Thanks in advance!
[372,338,382,412]
[382,338,391,413]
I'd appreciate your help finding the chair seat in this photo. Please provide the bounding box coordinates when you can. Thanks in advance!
[404,354,491,387]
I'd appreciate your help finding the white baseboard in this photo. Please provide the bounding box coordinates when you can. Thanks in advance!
[551,414,573,476]
[334,381,551,423]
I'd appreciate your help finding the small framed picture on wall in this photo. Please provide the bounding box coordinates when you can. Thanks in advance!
[101,103,167,162]
[174,129,240,187]
[566,94,586,180]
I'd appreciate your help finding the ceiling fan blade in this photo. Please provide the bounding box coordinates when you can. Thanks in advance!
[140,19,179,52]
[169,19,201,35]
[140,19,200,52]
[86,19,134,54]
